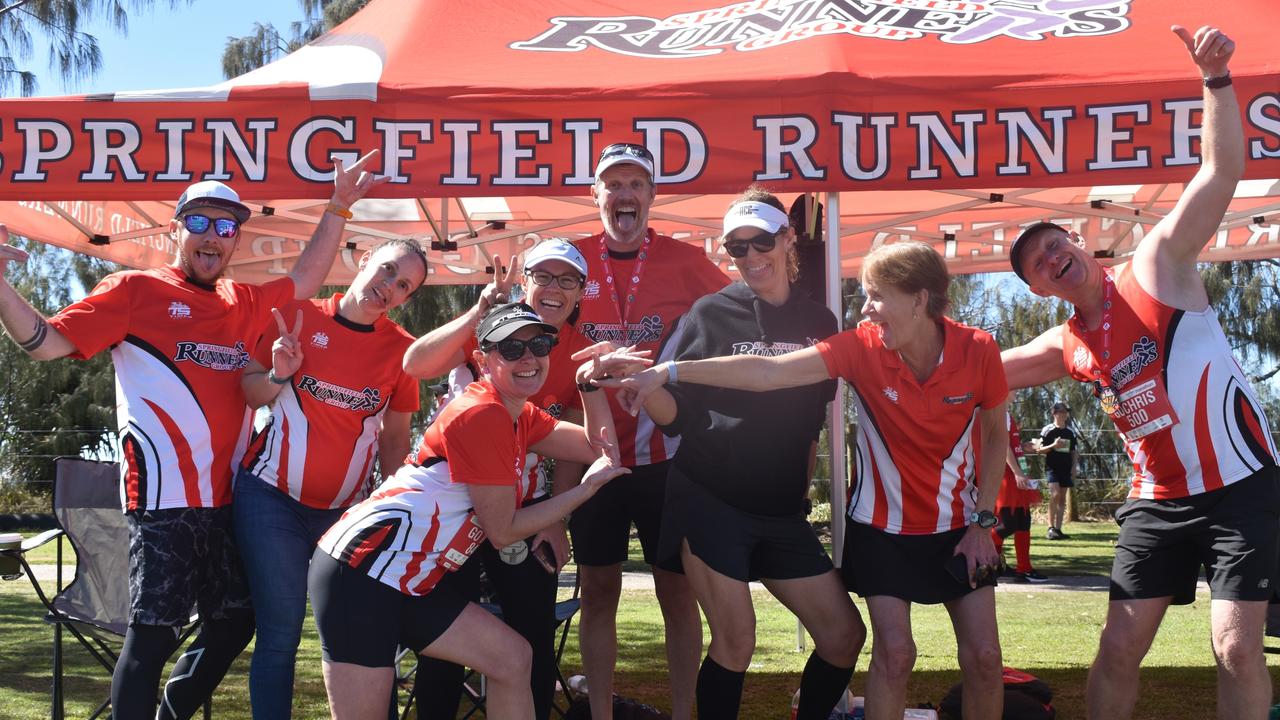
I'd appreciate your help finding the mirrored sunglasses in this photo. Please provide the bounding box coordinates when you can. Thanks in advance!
[525,269,584,290]
[182,214,240,239]
[484,333,557,361]
[724,232,778,259]
[598,142,654,163]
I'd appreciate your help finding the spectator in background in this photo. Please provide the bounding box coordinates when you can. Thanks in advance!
[1037,402,1078,540]
[993,411,1048,583]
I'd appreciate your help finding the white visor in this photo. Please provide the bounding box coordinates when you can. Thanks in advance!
[722,201,789,238]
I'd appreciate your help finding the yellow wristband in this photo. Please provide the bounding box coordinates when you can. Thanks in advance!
[325,202,353,219]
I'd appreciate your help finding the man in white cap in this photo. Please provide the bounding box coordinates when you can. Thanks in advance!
[564,143,730,720]
[0,150,385,719]
[1002,26,1278,719]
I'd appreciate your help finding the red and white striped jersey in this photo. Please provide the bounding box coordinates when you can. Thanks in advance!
[47,267,293,511]
[318,380,558,596]
[240,295,420,509]
[996,415,1038,509]
[439,328,590,503]
[1062,264,1276,500]
[573,231,729,467]
[816,318,1008,535]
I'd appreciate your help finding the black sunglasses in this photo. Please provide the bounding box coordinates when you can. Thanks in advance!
[723,232,778,259]
[525,269,583,290]
[483,333,557,361]
[598,142,654,164]
[182,214,240,239]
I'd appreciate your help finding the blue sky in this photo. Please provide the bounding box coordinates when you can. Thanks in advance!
[27,0,303,96]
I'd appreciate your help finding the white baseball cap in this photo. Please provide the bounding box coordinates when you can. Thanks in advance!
[722,201,789,238]
[523,239,588,277]
[174,181,252,224]
[594,143,655,180]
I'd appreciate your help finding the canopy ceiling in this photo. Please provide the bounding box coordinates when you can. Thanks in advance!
[0,0,1277,283]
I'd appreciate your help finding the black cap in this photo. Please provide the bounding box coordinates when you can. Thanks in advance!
[476,302,558,345]
[1051,402,1070,414]
[1009,221,1069,283]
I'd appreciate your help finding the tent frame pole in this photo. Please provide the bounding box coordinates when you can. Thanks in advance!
[825,191,846,569]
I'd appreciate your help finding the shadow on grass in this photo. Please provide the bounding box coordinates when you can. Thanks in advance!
[0,587,113,719]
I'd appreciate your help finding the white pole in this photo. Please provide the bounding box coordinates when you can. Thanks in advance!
[825,191,846,568]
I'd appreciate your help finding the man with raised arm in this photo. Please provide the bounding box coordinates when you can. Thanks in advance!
[1001,26,1278,720]
[565,143,730,720]
[0,151,386,720]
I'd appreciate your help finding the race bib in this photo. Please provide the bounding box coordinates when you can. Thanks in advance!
[1107,378,1178,440]
[437,514,486,573]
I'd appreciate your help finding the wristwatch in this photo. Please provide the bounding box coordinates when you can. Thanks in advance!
[969,509,998,529]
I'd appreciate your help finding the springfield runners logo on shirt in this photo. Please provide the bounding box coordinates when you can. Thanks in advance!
[297,375,382,412]
[511,0,1132,58]
[1108,336,1158,389]
[174,340,250,371]
[580,314,665,345]
[730,339,812,356]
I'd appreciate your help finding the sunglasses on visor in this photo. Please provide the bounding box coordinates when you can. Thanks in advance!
[723,232,778,258]
[182,214,241,239]
[598,142,654,164]
[483,333,557,361]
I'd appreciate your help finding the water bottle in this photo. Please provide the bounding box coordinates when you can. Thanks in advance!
[567,674,589,698]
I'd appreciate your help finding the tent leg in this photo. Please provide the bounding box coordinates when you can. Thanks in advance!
[824,191,846,569]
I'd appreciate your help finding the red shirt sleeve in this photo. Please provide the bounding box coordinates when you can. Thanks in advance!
[976,332,1009,409]
[390,368,421,413]
[690,255,731,297]
[522,403,560,447]
[814,327,862,381]
[47,272,135,360]
[442,404,522,486]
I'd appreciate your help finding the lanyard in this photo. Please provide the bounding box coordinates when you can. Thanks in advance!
[597,231,653,328]
[1074,269,1119,414]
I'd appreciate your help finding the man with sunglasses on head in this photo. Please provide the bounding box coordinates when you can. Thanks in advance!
[1002,26,1279,719]
[566,142,729,720]
[0,149,386,720]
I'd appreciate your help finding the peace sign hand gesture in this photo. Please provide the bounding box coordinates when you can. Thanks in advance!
[476,252,520,315]
[331,149,390,210]
[0,225,30,277]
[270,308,305,380]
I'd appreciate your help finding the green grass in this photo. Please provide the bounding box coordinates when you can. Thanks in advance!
[4,519,1278,719]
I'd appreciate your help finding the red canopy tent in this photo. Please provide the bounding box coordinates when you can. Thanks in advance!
[0,0,1277,286]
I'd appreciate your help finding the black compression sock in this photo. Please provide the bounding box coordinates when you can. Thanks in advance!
[696,655,746,720]
[112,624,183,719]
[794,651,855,720]
[156,610,255,720]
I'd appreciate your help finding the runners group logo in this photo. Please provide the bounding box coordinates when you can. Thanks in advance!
[297,375,382,412]
[882,386,899,404]
[580,314,665,345]
[1072,345,1091,372]
[167,301,191,319]
[731,339,806,356]
[1109,336,1158,389]
[511,0,1132,58]
[582,279,601,299]
[311,331,330,349]
[174,340,249,371]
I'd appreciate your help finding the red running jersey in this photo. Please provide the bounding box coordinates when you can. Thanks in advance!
[318,380,558,596]
[48,267,293,511]
[996,415,1039,510]
[573,230,729,466]
[241,294,420,509]
[816,318,1008,535]
[1061,264,1276,500]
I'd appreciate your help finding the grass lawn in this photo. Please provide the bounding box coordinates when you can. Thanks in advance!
[3,519,1279,719]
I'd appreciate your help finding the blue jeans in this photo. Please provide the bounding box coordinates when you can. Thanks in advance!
[233,469,345,719]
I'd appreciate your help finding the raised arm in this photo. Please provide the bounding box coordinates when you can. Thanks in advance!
[242,308,303,408]
[1001,325,1068,391]
[402,254,518,378]
[0,228,77,361]
[289,150,389,299]
[1131,26,1243,309]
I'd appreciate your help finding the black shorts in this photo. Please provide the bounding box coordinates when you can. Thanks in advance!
[656,466,832,582]
[995,506,1031,539]
[841,523,986,604]
[126,507,252,627]
[1110,466,1280,605]
[309,549,471,667]
[569,460,669,566]
[1046,469,1074,488]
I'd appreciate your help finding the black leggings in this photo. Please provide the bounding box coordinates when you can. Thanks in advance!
[111,610,255,720]
[414,539,560,720]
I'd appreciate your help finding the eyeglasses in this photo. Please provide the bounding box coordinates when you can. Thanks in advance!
[182,214,240,239]
[483,333,557,361]
[525,269,583,290]
[723,232,778,259]
[598,143,654,164]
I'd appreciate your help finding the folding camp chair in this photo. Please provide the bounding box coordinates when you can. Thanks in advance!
[395,569,583,720]
[0,457,207,720]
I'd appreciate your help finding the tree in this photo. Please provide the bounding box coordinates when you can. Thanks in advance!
[0,0,186,97]
[221,0,368,79]
[0,237,117,490]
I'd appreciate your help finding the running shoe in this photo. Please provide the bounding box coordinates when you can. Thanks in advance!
[1018,570,1050,583]
[1046,527,1063,540]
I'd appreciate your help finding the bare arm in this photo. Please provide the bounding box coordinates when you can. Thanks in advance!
[242,308,304,408]
[0,232,76,360]
[952,401,1007,585]
[550,407,586,500]
[378,410,412,478]
[1131,26,1243,309]
[1001,325,1068,391]
[1007,443,1029,489]
[289,150,389,299]
[402,254,518,378]
[471,452,627,548]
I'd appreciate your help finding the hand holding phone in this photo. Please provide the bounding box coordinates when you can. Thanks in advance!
[531,541,557,574]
